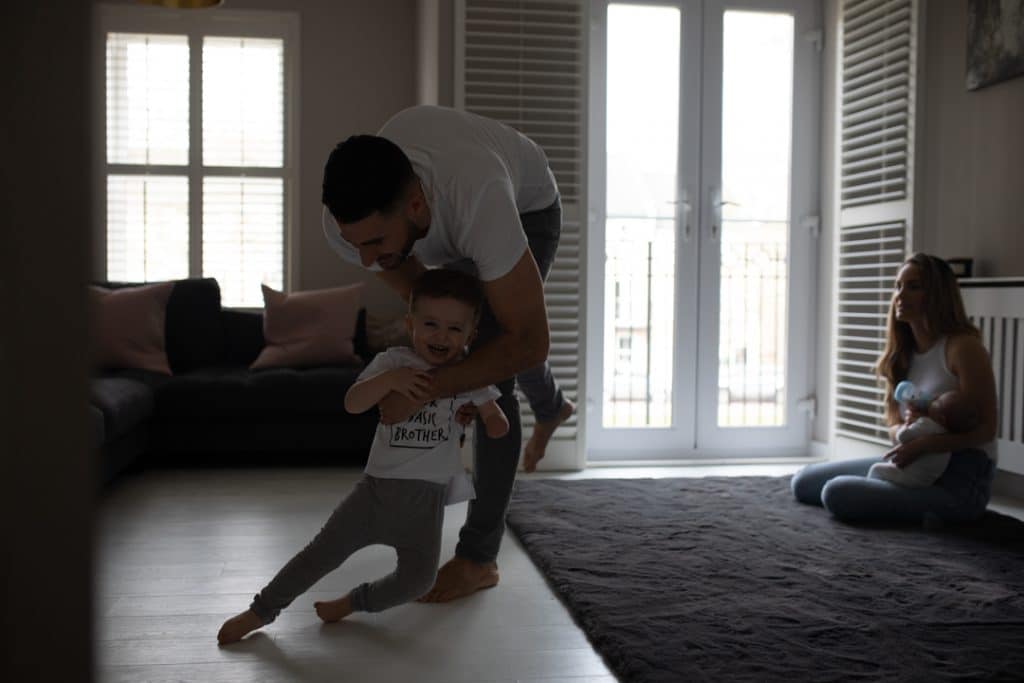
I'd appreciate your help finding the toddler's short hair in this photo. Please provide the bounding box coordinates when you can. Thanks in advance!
[409,269,485,322]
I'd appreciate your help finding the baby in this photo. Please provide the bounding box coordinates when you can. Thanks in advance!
[217,268,508,644]
[868,389,978,488]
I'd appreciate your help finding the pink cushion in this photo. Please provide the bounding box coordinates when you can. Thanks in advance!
[251,283,365,370]
[90,282,174,375]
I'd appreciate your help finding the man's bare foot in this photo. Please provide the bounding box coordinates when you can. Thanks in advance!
[217,609,264,645]
[314,594,353,623]
[522,399,575,473]
[417,556,499,603]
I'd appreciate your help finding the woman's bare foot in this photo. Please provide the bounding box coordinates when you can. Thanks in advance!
[217,609,264,645]
[314,594,353,623]
[417,556,499,603]
[522,399,575,473]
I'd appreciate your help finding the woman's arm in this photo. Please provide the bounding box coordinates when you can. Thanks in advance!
[885,334,997,466]
[946,333,999,445]
[913,333,998,454]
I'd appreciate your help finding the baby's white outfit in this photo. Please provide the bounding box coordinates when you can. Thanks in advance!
[868,417,951,488]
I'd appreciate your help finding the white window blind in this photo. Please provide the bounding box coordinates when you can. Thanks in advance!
[840,0,911,208]
[202,37,284,168]
[457,0,585,463]
[106,33,190,166]
[202,177,284,308]
[834,0,916,448]
[835,220,905,445]
[107,174,190,283]
[101,9,295,308]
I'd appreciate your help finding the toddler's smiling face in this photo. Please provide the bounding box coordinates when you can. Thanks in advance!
[406,296,476,366]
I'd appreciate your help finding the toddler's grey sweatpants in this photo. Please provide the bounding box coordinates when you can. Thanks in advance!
[249,475,446,624]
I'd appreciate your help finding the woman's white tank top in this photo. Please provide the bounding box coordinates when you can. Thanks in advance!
[906,336,997,462]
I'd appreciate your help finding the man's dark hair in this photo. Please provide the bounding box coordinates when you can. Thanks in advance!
[322,135,415,223]
[409,269,485,322]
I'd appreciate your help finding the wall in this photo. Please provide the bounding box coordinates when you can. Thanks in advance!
[1,4,95,680]
[97,0,420,316]
[916,0,1024,277]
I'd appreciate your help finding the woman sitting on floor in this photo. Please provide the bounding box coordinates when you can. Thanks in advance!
[791,253,999,526]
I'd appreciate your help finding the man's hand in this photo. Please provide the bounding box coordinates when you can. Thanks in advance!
[388,368,432,401]
[378,392,423,425]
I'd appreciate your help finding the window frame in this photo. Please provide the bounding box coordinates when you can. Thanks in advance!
[93,4,300,306]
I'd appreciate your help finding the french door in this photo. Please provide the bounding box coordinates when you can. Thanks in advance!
[586,0,821,460]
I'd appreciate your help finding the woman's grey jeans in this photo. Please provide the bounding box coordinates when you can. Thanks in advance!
[790,449,995,525]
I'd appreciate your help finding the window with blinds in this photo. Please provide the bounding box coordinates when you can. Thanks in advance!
[457,0,585,460]
[101,10,295,308]
[834,0,915,447]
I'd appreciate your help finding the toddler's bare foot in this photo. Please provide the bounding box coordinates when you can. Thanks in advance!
[522,399,575,472]
[217,609,264,645]
[314,594,353,623]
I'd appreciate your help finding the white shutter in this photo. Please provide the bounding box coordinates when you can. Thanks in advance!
[99,8,296,308]
[201,35,287,306]
[202,37,284,168]
[202,177,284,307]
[835,219,904,445]
[106,32,190,166]
[839,0,912,208]
[456,0,586,468]
[107,174,190,282]
[834,0,916,451]
[105,32,191,282]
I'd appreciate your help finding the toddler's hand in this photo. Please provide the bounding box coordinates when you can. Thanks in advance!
[455,403,478,426]
[389,368,432,401]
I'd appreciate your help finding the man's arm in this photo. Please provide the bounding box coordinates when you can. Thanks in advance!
[372,255,427,425]
[345,367,431,414]
[432,250,550,396]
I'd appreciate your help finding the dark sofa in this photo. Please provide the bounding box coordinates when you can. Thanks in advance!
[91,278,378,486]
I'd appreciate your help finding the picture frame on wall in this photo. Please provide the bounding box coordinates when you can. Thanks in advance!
[966,0,1024,90]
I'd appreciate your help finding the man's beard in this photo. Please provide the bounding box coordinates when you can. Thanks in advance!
[379,219,421,270]
[401,219,419,258]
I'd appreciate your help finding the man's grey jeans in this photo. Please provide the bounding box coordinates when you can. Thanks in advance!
[450,195,564,563]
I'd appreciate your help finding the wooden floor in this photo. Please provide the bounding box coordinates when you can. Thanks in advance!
[95,463,1024,683]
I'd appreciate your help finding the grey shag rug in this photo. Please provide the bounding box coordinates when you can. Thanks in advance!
[506,476,1024,682]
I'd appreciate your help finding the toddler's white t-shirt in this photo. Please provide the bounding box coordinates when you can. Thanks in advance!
[357,346,501,504]
[323,105,559,282]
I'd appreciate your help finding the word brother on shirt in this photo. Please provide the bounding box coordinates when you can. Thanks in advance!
[389,400,453,449]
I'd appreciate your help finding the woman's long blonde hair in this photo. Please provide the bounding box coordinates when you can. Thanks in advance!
[875,253,979,425]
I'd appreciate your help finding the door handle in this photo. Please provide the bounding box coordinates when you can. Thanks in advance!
[667,195,692,242]
[709,187,738,241]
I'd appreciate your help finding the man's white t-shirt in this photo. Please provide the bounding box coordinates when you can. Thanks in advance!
[323,105,559,282]
[357,347,501,504]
